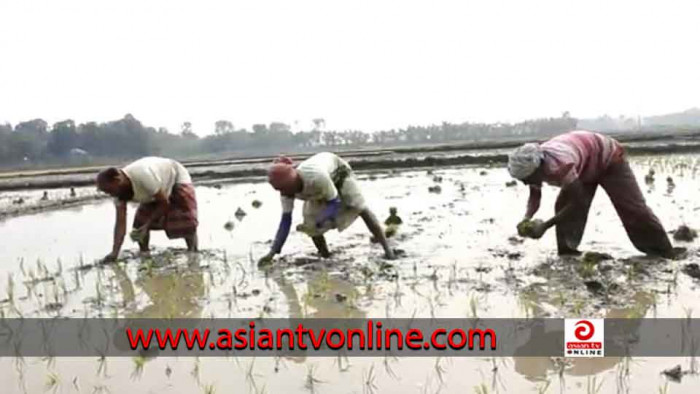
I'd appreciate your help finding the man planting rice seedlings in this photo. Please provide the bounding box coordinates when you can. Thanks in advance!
[96,157,198,262]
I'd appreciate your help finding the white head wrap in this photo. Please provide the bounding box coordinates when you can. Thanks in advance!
[508,143,544,180]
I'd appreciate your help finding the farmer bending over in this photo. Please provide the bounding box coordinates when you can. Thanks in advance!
[507,130,674,258]
[259,152,395,265]
[97,157,198,262]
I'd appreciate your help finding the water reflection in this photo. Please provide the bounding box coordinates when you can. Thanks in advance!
[513,292,655,382]
[271,263,366,365]
[111,252,204,318]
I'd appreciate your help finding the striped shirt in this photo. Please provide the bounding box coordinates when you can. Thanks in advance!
[541,131,623,186]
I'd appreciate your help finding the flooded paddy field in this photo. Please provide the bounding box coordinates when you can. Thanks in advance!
[1,153,700,393]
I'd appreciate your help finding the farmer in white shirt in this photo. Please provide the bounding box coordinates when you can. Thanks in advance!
[259,153,395,265]
[96,157,198,261]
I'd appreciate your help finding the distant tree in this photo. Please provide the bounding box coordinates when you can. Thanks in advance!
[15,118,48,136]
[312,118,326,131]
[269,122,291,134]
[181,121,197,138]
[47,119,79,157]
[252,124,268,135]
[13,119,49,160]
[0,123,13,163]
[214,120,234,135]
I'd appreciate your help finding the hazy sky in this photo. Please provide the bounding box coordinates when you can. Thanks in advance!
[1,0,698,135]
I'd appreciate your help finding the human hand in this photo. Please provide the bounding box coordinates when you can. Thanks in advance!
[529,220,548,239]
[258,252,276,267]
[102,252,118,263]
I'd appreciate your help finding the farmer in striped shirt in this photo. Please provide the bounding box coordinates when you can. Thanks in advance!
[507,130,674,257]
[97,157,199,262]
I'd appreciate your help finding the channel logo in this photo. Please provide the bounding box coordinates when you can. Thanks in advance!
[564,319,604,357]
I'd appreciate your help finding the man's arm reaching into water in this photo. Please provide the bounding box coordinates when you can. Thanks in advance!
[524,184,542,220]
[529,179,586,238]
[104,201,127,262]
[259,201,293,266]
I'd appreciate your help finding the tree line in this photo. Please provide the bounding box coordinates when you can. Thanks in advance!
[0,113,578,166]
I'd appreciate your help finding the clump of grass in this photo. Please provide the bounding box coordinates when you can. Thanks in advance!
[577,255,602,278]
[45,372,60,393]
[517,219,544,238]
[131,356,147,380]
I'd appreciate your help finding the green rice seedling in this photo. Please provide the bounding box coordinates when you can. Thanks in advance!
[45,372,60,394]
[131,356,147,380]
[190,358,201,384]
[469,293,479,319]
[473,383,490,394]
[56,259,63,276]
[254,385,268,394]
[554,290,567,308]
[572,298,586,316]
[383,355,399,380]
[92,384,111,394]
[96,354,107,377]
[246,358,263,391]
[616,357,631,394]
[43,354,56,370]
[13,337,25,370]
[305,364,324,393]
[95,282,103,308]
[586,376,604,394]
[536,379,551,394]
[434,357,446,384]
[6,273,14,303]
[362,364,378,394]
[689,337,698,375]
[658,382,669,394]
[578,260,597,279]
[335,353,351,372]
[202,384,216,394]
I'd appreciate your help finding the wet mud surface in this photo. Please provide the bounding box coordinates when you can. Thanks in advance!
[1,154,700,392]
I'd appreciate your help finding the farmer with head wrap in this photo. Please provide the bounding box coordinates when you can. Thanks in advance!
[96,157,198,262]
[508,130,674,257]
[259,152,395,265]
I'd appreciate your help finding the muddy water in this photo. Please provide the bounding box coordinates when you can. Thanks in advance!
[1,155,700,393]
